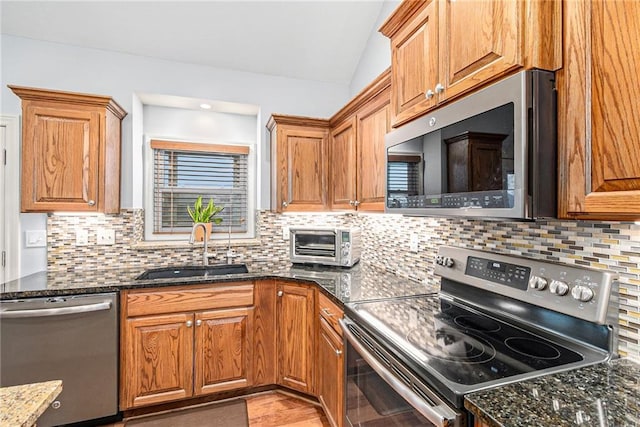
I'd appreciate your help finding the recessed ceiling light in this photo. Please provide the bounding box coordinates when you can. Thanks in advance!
[199,103,212,110]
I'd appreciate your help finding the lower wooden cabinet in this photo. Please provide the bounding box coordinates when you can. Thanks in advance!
[123,313,194,408]
[317,292,345,427]
[276,282,316,394]
[194,307,253,395]
[120,283,255,409]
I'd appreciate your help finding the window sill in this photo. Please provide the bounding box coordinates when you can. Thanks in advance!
[132,238,262,251]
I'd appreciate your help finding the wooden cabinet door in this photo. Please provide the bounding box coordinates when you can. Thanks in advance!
[438,0,522,101]
[558,0,640,219]
[318,317,344,427]
[194,307,254,395]
[356,89,390,211]
[122,313,194,409]
[390,0,439,127]
[330,117,357,210]
[276,283,315,394]
[278,126,329,212]
[21,104,100,212]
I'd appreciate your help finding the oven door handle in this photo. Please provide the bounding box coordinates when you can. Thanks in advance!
[340,319,458,427]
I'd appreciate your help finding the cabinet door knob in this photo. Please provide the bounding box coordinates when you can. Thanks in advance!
[425,89,435,99]
[353,200,360,207]
[335,349,342,356]
[87,200,96,206]
[435,83,445,94]
[349,200,355,206]
[186,320,193,327]
[195,319,202,326]
[277,290,284,297]
[282,201,288,208]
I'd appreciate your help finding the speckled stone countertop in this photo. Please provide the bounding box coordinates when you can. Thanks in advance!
[465,358,640,427]
[0,262,434,305]
[0,380,62,427]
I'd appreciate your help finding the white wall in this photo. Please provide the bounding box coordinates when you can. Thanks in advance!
[349,0,401,97]
[1,34,350,277]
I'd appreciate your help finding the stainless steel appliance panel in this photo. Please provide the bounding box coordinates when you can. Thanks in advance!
[0,293,118,426]
[385,70,556,220]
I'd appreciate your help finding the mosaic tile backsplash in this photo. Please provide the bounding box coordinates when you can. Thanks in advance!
[47,210,639,361]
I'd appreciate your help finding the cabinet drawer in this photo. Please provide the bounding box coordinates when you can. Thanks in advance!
[318,292,343,336]
[125,282,254,317]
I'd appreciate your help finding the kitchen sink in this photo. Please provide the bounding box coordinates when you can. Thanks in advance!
[136,264,249,280]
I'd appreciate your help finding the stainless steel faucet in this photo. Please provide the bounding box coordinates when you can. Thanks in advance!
[189,222,213,266]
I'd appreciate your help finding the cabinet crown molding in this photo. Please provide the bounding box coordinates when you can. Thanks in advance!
[330,68,391,126]
[266,114,330,131]
[379,0,428,38]
[8,85,128,119]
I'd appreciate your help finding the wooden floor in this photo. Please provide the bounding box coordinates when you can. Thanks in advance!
[103,391,330,427]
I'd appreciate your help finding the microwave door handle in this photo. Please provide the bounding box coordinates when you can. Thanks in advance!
[340,319,458,427]
[294,230,337,236]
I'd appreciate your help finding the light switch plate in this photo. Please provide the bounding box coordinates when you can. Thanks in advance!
[75,229,89,246]
[25,230,47,248]
[282,226,289,240]
[97,228,115,245]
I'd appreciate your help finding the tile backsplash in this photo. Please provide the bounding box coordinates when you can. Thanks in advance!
[47,210,639,361]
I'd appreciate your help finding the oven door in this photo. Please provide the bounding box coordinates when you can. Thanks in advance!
[340,318,464,427]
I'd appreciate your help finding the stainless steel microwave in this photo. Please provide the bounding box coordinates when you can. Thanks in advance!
[289,227,361,267]
[385,70,557,220]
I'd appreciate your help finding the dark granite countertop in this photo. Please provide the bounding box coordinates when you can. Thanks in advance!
[465,358,640,427]
[0,262,434,306]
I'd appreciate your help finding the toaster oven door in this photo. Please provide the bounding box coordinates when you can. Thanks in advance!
[291,230,339,265]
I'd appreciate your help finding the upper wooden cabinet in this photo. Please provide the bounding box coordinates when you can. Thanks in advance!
[329,70,391,212]
[267,115,330,212]
[380,0,561,127]
[557,0,640,220]
[8,86,127,213]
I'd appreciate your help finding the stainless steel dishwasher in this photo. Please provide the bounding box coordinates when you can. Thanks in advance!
[1,292,118,426]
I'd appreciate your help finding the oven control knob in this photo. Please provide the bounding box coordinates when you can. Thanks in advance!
[549,280,569,296]
[529,276,548,290]
[571,285,595,302]
[436,256,455,268]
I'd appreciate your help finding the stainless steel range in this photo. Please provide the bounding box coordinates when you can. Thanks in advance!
[340,246,618,427]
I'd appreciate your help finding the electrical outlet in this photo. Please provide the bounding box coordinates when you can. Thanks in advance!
[75,229,89,246]
[282,226,290,240]
[410,234,419,253]
[97,228,115,245]
[25,230,47,248]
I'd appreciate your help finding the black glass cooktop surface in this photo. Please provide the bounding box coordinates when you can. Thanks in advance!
[347,295,584,386]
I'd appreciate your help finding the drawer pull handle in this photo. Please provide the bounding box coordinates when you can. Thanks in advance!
[322,308,334,317]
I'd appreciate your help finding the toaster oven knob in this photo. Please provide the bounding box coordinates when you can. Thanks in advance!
[549,280,569,296]
[571,285,594,302]
[436,256,455,267]
[529,276,548,290]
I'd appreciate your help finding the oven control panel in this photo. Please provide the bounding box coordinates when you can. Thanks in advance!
[465,256,531,290]
[435,246,618,324]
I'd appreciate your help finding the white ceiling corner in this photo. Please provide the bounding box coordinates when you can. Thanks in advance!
[0,0,385,85]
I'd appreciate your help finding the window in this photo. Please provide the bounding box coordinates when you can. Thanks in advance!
[149,139,250,238]
[387,154,423,196]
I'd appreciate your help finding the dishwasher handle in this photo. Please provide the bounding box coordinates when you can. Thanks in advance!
[1,301,112,318]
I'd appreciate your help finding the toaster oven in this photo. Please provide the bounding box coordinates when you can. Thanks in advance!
[289,227,361,267]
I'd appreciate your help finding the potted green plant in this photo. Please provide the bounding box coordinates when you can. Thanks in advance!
[187,196,224,241]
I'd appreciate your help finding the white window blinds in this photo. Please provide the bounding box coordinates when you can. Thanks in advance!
[151,140,249,234]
